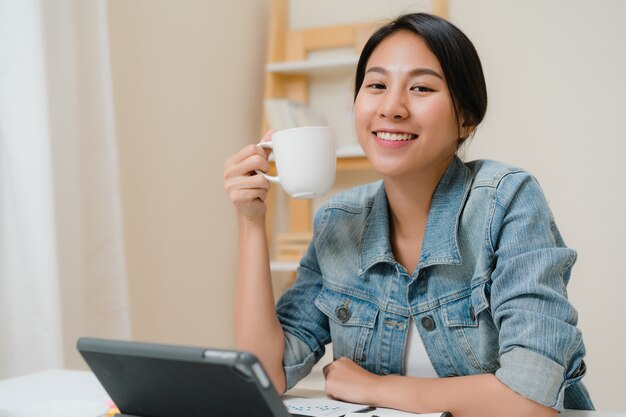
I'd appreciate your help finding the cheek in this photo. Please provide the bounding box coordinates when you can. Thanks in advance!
[353,95,376,135]
[419,98,458,134]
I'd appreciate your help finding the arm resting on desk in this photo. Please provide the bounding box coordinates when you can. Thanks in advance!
[323,357,557,417]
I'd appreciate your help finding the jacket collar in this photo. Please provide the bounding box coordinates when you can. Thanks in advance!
[358,156,471,275]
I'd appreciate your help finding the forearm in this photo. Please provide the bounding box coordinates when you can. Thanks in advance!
[373,373,557,417]
[234,216,286,392]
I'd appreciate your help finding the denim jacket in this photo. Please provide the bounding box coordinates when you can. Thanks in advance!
[276,157,593,411]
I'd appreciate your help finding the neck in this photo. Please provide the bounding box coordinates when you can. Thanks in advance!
[384,156,454,237]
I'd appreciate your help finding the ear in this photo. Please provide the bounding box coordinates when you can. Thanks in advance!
[459,116,476,139]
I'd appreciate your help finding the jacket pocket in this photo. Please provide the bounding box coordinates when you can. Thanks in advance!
[441,283,500,373]
[315,286,378,363]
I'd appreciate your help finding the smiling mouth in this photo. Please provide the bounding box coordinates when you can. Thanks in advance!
[374,131,418,141]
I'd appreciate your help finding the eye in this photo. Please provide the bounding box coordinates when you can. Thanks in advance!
[366,82,386,90]
[411,85,434,93]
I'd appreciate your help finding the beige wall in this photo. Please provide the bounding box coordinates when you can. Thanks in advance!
[107,0,270,348]
[107,0,626,411]
[453,1,626,411]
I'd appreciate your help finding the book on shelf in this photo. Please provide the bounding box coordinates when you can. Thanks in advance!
[264,98,323,130]
[264,99,366,158]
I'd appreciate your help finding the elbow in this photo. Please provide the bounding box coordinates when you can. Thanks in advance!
[487,374,557,417]
[272,367,287,394]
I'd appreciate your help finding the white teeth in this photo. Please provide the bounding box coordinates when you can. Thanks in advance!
[376,131,416,141]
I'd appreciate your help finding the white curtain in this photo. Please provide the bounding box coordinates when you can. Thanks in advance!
[0,0,131,379]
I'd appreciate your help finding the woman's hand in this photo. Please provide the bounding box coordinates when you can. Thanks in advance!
[224,130,273,222]
[324,364,558,417]
[323,359,558,417]
[323,357,382,405]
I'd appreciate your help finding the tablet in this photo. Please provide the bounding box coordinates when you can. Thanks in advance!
[77,337,293,417]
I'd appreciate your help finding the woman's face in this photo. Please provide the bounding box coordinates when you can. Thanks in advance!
[354,30,464,180]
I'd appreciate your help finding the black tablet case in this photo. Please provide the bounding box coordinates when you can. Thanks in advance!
[77,337,292,417]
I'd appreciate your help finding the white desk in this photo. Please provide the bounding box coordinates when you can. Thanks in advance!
[0,370,623,417]
[0,370,109,416]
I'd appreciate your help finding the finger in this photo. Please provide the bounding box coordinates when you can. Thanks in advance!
[226,174,270,196]
[325,392,337,401]
[224,153,271,180]
[224,143,268,169]
[232,171,271,189]
[225,130,274,168]
[259,129,275,143]
[230,189,268,205]
[257,129,275,158]
[322,362,333,378]
[225,174,270,195]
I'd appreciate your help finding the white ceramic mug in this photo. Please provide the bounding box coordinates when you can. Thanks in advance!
[257,126,336,199]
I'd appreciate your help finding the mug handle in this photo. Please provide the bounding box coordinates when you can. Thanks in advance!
[255,142,280,183]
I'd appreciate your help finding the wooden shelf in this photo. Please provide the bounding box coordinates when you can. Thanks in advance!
[266,55,359,75]
[336,144,364,158]
[270,261,300,272]
[263,0,447,279]
[337,156,371,171]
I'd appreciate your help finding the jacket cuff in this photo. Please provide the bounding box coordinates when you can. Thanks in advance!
[282,331,318,391]
[495,347,566,411]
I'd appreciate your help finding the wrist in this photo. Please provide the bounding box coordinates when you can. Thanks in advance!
[237,214,266,231]
[369,373,388,406]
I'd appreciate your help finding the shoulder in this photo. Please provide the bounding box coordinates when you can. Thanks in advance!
[461,159,553,228]
[465,159,544,199]
[460,160,566,258]
[465,159,528,188]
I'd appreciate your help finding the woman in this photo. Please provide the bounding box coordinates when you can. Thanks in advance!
[223,13,593,417]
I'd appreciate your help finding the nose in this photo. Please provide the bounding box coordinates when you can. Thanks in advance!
[378,88,409,120]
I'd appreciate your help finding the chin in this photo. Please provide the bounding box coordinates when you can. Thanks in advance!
[366,157,408,178]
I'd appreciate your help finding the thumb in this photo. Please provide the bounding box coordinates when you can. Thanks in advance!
[258,129,275,158]
[259,129,275,143]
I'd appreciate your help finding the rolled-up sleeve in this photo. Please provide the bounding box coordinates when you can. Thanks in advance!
[489,172,588,411]
[276,208,331,390]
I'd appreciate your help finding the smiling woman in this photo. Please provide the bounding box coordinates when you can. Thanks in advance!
[224,11,593,417]
[354,32,465,182]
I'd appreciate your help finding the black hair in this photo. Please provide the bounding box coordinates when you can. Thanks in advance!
[355,13,487,141]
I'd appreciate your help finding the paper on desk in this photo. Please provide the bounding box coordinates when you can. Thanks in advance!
[283,396,371,417]
[345,408,445,416]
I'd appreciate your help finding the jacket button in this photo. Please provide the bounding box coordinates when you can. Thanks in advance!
[336,306,351,323]
[470,305,476,321]
[421,316,436,331]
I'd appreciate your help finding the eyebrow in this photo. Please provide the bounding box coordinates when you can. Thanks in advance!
[365,66,444,80]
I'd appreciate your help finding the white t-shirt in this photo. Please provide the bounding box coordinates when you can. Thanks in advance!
[404,317,439,378]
